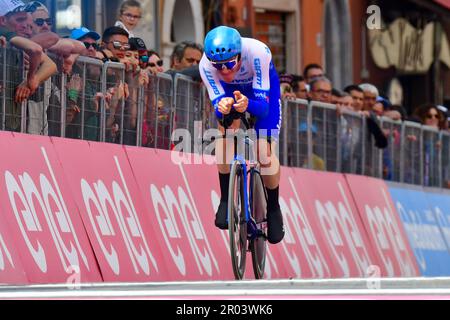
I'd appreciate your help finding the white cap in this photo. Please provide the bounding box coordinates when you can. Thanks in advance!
[0,0,26,17]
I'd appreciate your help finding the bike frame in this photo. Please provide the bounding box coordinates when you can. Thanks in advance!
[230,137,260,241]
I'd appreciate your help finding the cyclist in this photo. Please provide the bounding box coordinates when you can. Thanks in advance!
[199,26,285,244]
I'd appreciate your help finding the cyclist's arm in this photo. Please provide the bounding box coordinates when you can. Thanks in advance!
[246,90,270,118]
[199,56,227,118]
[248,41,272,119]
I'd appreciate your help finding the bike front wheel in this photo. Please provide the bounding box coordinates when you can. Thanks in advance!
[228,160,247,280]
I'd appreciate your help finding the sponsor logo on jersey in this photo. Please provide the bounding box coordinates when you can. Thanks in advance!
[204,69,220,95]
[254,58,263,88]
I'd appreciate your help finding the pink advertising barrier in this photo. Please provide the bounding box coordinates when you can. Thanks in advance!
[279,169,381,278]
[0,132,420,284]
[51,138,170,282]
[0,133,102,284]
[345,175,420,277]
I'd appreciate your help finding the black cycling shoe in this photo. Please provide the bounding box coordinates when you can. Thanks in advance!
[215,201,229,230]
[267,206,285,244]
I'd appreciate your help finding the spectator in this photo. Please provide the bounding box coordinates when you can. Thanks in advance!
[303,63,324,84]
[101,26,130,61]
[28,2,86,74]
[27,2,87,135]
[390,105,408,122]
[359,83,379,112]
[71,27,101,59]
[119,36,151,146]
[115,0,142,38]
[0,3,45,93]
[414,103,445,186]
[169,41,203,71]
[165,41,203,81]
[413,103,446,130]
[279,73,296,100]
[291,75,308,100]
[63,27,104,141]
[437,105,449,131]
[142,50,171,148]
[344,85,364,112]
[331,88,343,105]
[101,27,133,142]
[338,92,354,112]
[0,0,57,132]
[29,2,52,34]
[147,50,164,74]
[309,76,332,103]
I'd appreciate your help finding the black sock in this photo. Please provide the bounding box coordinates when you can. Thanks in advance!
[266,186,280,211]
[219,173,230,202]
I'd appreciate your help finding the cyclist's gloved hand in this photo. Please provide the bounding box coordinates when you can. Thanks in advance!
[218,97,234,115]
[233,91,249,113]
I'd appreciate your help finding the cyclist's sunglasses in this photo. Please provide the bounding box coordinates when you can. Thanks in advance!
[149,60,163,67]
[210,55,240,71]
[83,42,100,50]
[34,18,53,26]
[108,41,130,50]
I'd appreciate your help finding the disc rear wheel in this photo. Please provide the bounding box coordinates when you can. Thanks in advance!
[250,170,267,279]
[228,161,247,280]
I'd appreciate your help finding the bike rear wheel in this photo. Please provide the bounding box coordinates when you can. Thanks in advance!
[250,169,268,279]
[228,161,247,280]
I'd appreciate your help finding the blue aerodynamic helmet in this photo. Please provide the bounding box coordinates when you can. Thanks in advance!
[204,26,242,62]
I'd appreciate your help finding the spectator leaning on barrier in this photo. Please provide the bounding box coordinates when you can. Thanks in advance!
[437,105,449,131]
[147,50,164,74]
[309,76,332,103]
[101,26,131,142]
[170,41,203,71]
[27,2,87,74]
[115,0,142,38]
[165,41,204,82]
[63,27,103,141]
[0,0,57,132]
[279,73,297,100]
[331,88,343,105]
[142,49,171,148]
[101,26,130,61]
[414,103,446,131]
[413,103,445,186]
[338,92,354,112]
[359,83,379,112]
[291,75,308,100]
[344,85,364,112]
[121,37,150,146]
[71,27,101,59]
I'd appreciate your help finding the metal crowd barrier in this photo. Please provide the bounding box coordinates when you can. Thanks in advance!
[1,46,450,189]
[139,72,173,149]
[279,99,449,188]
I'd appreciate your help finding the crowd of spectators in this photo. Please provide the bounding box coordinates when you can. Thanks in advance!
[279,63,449,186]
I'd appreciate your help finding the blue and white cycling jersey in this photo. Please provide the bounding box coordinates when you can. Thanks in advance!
[200,38,282,137]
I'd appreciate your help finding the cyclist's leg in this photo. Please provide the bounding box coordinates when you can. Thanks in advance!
[256,135,284,244]
[254,69,285,243]
[215,118,242,230]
